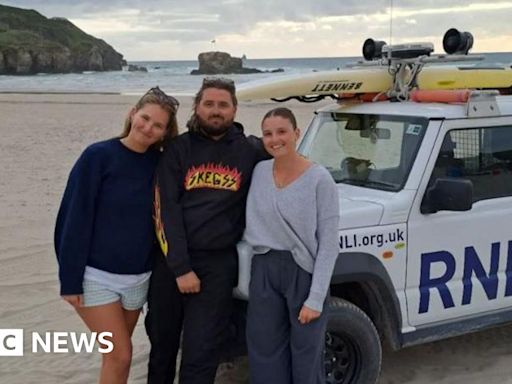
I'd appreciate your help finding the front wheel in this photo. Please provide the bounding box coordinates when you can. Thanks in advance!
[325,297,382,384]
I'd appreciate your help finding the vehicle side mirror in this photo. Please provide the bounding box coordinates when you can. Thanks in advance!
[421,178,473,214]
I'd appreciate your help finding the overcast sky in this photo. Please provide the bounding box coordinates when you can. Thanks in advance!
[3,0,512,60]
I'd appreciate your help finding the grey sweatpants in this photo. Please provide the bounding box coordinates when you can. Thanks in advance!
[246,250,327,384]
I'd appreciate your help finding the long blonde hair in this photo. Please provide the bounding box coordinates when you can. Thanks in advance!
[121,90,179,150]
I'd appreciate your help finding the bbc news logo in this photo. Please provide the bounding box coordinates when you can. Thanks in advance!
[0,329,23,356]
[0,329,114,356]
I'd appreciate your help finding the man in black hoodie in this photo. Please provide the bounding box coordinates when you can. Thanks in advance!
[146,78,267,384]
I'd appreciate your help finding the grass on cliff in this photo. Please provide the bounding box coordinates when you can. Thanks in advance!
[0,4,109,54]
[0,30,63,51]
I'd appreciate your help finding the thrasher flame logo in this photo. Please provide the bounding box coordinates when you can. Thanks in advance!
[185,163,242,191]
[153,184,168,256]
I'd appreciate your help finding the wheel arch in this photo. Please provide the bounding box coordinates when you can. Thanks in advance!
[329,251,403,350]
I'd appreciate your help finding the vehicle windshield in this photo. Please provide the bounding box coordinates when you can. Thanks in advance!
[299,112,428,191]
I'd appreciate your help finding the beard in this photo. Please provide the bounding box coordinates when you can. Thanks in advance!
[196,114,234,137]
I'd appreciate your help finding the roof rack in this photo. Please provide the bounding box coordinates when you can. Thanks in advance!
[348,54,485,101]
[411,89,502,117]
[466,90,500,117]
[336,89,502,117]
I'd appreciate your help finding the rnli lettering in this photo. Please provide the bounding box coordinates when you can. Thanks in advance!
[339,229,404,249]
[418,241,512,314]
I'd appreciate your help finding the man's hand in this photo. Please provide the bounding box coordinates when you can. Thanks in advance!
[62,294,83,309]
[176,271,201,294]
[298,305,321,324]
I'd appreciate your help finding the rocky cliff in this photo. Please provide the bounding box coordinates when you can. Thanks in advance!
[0,5,125,75]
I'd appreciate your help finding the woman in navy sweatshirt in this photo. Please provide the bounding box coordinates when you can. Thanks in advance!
[54,87,179,384]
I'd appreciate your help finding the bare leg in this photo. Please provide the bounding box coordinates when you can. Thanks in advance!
[76,302,138,384]
[123,307,142,337]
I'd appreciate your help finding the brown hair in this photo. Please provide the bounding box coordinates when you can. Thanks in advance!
[262,107,297,130]
[187,77,237,132]
[120,87,179,150]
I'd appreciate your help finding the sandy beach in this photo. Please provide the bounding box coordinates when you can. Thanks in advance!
[1,93,512,384]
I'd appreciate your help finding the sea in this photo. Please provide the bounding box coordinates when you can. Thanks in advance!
[0,53,511,95]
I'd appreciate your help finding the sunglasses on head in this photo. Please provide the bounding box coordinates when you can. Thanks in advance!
[202,77,235,89]
[144,86,180,109]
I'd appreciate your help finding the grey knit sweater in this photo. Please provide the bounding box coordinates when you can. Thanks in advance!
[244,159,340,312]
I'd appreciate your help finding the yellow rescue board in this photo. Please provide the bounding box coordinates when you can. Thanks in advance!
[237,66,512,101]
[418,67,512,89]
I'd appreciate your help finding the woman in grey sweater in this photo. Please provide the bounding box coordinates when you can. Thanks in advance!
[244,107,340,384]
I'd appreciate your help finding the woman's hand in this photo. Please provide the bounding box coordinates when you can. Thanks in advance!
[62,294,83,308]
[298,305,321,324]
[176,271,201,294]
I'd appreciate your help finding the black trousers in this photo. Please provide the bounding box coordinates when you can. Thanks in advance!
[145,249,238,384]
[246,250,327,384]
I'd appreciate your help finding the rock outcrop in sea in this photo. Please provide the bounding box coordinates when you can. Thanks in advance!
[127,64,148,72]
[0,4,125,75]
[190,51,284,75]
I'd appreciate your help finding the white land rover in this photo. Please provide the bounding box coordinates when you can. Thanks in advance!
[291,91,512,383]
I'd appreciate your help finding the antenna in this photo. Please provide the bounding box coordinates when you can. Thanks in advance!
[388,0,393,60]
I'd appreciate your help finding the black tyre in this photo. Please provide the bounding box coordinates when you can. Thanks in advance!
[324,297,382,384]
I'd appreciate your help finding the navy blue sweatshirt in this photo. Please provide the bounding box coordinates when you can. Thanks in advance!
[154,123,268,277]
[55,138,159,295]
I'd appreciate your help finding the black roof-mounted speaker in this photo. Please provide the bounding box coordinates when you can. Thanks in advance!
[363,39,387,61]
[443,28,474,55]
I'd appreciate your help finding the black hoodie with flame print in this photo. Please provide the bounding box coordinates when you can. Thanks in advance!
[154,122,268,277]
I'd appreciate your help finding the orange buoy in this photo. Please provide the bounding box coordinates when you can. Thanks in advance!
[410,89,471,103]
